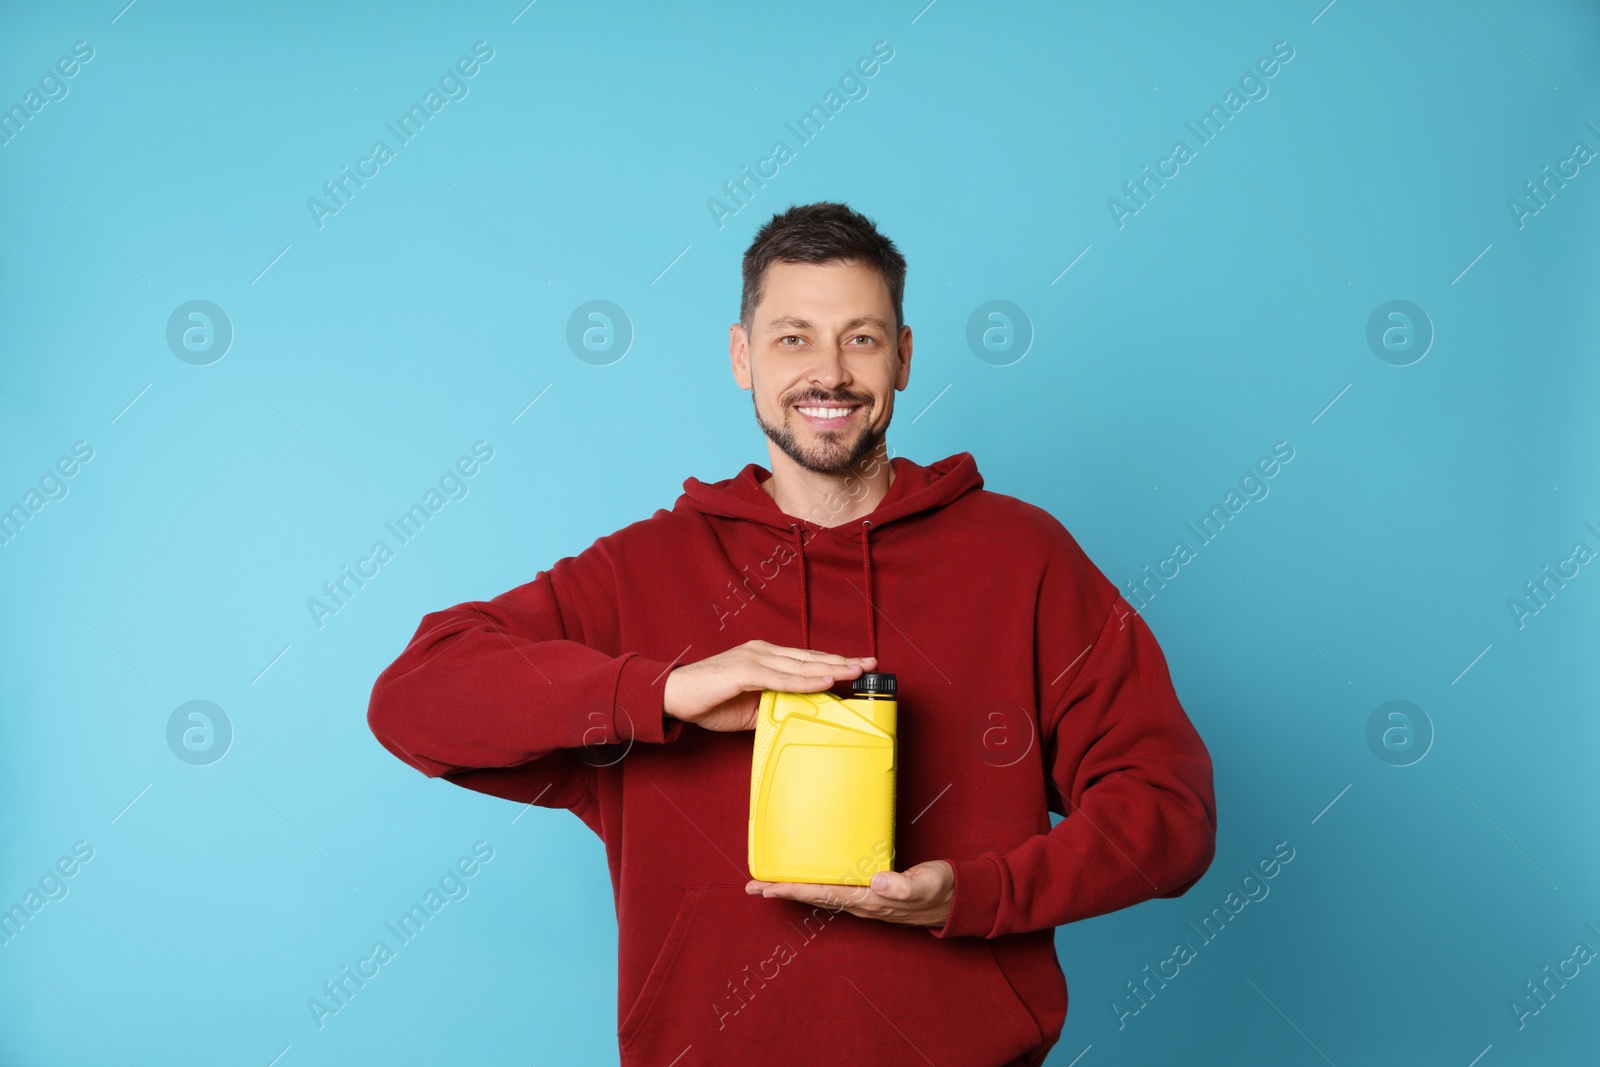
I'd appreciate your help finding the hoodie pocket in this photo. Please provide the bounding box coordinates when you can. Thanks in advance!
[618,885,710,1047]
[618,885,1041,1066]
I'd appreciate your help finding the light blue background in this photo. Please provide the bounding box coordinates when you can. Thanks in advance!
[3,1,1598,1064]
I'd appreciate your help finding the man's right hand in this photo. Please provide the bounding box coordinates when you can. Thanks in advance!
[663,640,876,733]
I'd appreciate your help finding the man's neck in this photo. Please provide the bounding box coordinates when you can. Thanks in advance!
[761,440,895,528]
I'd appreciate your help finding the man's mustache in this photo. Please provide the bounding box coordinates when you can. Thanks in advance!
[787,393,871,407]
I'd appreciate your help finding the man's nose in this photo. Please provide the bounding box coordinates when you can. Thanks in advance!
[809,344,851,390]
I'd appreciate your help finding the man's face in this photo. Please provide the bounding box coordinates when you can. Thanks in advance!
[731,260,912,475]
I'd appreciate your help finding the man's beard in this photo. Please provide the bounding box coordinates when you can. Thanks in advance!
[753,390,889,475]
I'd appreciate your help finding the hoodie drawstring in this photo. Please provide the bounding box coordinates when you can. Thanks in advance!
[790,523,810,652]
[790,520,877,663]
[861,521,877,661]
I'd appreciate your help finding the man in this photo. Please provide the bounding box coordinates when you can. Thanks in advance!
[367,201,1216,1066]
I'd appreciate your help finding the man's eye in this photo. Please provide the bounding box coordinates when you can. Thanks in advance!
[851,334,875,344]
[779,335,802,346]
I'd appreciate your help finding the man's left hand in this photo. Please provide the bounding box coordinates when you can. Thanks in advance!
[745,860,954,928]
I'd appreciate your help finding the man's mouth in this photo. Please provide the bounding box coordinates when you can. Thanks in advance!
[793,402,863,429]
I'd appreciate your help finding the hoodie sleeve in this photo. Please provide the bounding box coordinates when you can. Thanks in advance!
[366,548,687,812]
[931,568,1217,939]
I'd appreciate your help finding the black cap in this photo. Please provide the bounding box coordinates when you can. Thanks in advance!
[852,672,896,696]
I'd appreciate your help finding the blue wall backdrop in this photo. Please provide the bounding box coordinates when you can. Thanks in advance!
[3,1,1598,1064]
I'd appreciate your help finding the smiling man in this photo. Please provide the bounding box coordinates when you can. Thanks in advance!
[367,201,1217,1066]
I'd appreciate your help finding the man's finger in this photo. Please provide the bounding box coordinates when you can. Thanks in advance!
[781,654,864,670]
[754,670,837,692]
[868,870,913,898]
[767,648,875,668]
[756,654,847,675]
[752,880,870,910]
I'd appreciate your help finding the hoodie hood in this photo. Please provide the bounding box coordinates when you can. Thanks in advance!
[678,451,984,537]
[676,452,984,660]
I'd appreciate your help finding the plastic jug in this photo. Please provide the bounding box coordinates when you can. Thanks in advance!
[748,672,897,885]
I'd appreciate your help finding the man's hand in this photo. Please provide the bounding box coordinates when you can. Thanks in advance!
[663,640,875,732]
[744,860,955,929]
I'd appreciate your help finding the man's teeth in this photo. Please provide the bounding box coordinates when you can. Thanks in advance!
[797,406,855,418]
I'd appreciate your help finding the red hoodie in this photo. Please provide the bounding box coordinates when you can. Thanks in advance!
[367,450,1216,1066]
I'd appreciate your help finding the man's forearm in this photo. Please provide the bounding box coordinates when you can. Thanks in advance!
[367,578,683,778]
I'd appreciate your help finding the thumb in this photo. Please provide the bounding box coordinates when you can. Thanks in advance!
[869,869,911,898]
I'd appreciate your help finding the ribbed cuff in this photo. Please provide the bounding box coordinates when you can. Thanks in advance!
[930,855,1004,938]
[615,654,686,746]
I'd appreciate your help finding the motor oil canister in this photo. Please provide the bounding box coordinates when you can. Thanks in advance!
[748,672,897,885]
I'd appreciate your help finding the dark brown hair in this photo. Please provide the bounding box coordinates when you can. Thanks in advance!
[740,201,907,335]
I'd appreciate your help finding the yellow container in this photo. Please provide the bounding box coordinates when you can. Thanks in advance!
[748,673,897,885]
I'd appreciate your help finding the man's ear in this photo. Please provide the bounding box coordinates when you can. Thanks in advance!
[894,325,913,391]
[730,322,753,389]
